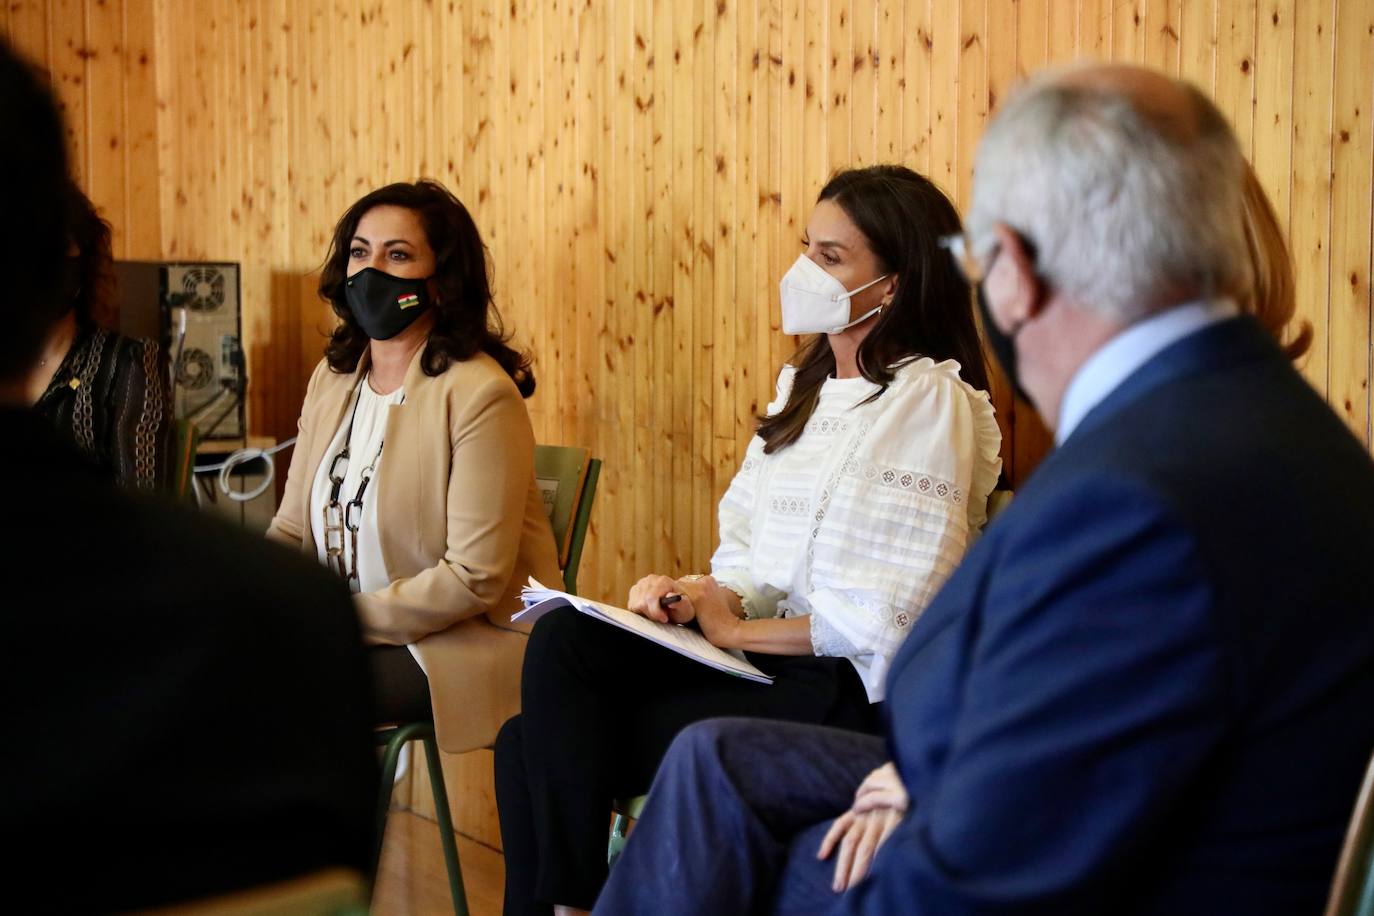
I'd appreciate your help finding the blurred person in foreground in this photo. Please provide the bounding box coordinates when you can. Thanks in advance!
[1,39,378,914]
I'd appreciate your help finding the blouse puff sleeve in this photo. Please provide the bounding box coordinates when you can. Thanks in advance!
[708,365,798,621]
[805,360,1002,695]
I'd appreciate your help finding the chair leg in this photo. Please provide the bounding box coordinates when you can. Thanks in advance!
[373,729,410,876]
[422,734,470,916]
[607,812,631,868]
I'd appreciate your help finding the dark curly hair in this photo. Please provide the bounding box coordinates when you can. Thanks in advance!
[65,182,117,329]
[757,165,989,453]
[318,180,535,396]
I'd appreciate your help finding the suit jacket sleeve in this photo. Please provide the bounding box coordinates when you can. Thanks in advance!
[353,375,533,644]
[836,475,1237,914]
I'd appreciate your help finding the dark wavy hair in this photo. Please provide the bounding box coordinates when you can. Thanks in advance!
[65,182,117,328]
[318,180,535,396]
[757,165,989,454]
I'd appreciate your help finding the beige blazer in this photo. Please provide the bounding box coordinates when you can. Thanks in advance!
[268,347,562,752]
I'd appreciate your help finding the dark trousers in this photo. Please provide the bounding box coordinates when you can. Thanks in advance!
[593,718,889,915]
[368,645,432,724]
[494,607,880,914]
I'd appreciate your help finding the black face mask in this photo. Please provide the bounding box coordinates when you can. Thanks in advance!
[977,282,1031,404]
[344,267,433,340]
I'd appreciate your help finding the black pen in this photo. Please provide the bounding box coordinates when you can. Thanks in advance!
[659,593,683,608]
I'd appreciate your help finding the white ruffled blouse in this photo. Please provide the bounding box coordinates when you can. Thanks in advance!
[710,357,1003,702]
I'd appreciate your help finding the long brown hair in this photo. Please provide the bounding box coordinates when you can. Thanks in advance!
[1239,164,1311,361]
[318,180,536,396]
[757,165,988,453]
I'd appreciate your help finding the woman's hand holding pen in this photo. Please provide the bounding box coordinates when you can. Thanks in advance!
[628,574,744,649]
[627,574,702,625]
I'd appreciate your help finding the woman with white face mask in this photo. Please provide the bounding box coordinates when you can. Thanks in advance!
[495,165,1003,916]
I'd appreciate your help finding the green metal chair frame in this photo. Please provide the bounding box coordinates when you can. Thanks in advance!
[1326,749,1374,916]
[607,794,646,868]
[606,486,1017,867]
[373,445,601,914]
[373,722,467,914]
[534,445,602,594]
[173,419,200,501]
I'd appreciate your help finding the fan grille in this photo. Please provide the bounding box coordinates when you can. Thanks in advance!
[180,267,226,312]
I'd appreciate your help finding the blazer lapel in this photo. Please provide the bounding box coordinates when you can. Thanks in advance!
[304,359,367,510]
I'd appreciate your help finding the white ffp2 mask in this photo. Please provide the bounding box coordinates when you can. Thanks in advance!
[778,254,889,335]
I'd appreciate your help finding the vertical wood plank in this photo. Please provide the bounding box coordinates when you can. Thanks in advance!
[649,0,675,571]
[1078,0,1112,62]
[955,0,987,214]
[1286,0,1334,394]
[1016,0,1048,81]
[850,0,877,166]
[1145,0,1182,74]
[757,0,783,417]
[1178,0,1218,94]
[123,0,161,258]
[1047,0,1076,65]
[692,0,716,566]
[49,0,89,187]
[903,0,932,175]
[1216,0,1257,158]
[3,0,49,67]
[827,0,853,169]
[85,0,127,252]
[1327,0,1373,442]
[928,0,958,198]
[875,0,902,162]
[1252,0,1296,243]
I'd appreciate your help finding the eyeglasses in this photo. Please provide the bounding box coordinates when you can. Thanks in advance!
[939,233,1001,286]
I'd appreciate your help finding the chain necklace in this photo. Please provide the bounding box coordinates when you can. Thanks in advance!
[322,382,398,588]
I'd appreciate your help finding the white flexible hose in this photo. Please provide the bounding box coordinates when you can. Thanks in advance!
[193,437,297,502]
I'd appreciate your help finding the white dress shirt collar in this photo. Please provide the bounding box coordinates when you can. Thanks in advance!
[1056,299,1239,445]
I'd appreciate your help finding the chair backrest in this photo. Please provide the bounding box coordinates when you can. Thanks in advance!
[986,488,1014,522]
[135,866,368,916]
[1326,749,1374,916]
[173,419,200,501]
[534,444,601,594]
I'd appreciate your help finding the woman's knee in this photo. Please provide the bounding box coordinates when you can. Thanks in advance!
[524,604,615,669]
[494,714,523,766]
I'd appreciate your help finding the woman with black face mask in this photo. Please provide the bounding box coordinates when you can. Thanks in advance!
[268,180,563,748]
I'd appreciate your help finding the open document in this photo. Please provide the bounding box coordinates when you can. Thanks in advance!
[513,578,774,685]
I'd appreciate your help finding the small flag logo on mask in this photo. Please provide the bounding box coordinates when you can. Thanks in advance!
[397,293,421,310]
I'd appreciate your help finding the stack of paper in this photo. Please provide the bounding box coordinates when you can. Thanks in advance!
[513,578,774,685]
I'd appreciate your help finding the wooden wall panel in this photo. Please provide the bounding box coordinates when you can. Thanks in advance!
[5,0,1373,616]
[3,1,161,264]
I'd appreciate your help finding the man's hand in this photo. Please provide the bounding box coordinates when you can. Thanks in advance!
[817,762,909,892]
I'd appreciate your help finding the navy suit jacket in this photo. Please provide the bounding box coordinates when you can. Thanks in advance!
[840,317,1374,915]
